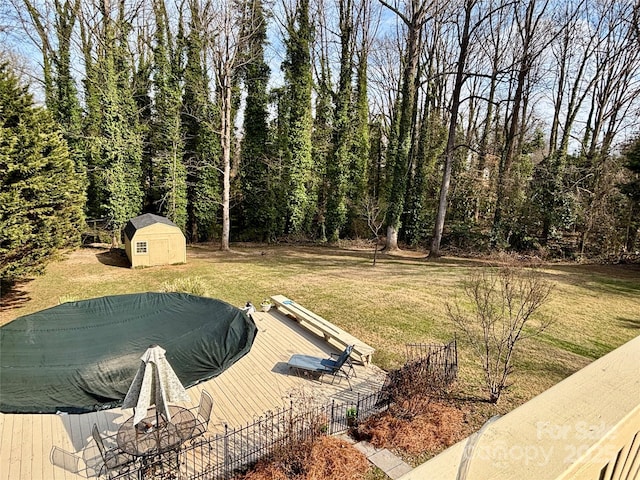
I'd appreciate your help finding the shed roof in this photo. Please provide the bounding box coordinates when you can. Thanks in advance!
[124,213,179,241]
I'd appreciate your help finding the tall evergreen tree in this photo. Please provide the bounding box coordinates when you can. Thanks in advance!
[83,2,144,245]
[326,0,355,242]
[239,0,272,241]
[282,0,314,234]
[0,63,85,281]
[183,0,220,243]
[151,0,187,231]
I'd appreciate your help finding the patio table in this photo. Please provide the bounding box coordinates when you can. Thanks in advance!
[117,405,196,458]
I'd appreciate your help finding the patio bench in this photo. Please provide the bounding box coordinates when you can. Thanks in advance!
[270,294,374,366]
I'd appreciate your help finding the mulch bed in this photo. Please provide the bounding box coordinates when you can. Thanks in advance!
[355,397,473,460]
[239,435,370,480]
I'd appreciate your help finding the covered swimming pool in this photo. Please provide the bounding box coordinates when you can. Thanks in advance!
[0,292,257,414]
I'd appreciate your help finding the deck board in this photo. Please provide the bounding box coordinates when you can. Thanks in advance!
[0,309,386,479]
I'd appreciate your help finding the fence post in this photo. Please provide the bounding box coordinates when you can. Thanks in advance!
[330,399,335,435]
[454,333,458,369]
[356,392,361,423]
[223,424,229,480]
[289,400,294,443]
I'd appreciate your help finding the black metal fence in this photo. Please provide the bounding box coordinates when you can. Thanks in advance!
[177,390,389,480]
[405,337,458,387]
[110,339,458,480]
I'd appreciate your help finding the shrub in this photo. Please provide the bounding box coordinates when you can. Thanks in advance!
[447,265,553,403]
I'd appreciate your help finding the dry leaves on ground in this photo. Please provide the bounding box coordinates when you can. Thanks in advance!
[240,436,369,480]
[357,399,468,456]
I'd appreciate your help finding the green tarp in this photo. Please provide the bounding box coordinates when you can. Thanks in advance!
[0,293,258,414]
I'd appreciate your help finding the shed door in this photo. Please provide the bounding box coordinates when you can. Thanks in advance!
[149,239,169,266]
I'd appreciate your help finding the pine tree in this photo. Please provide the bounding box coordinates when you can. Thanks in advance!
[0,64,85,281]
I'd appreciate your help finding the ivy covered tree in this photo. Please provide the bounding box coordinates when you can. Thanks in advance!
[381,0,429,251]
[239,0,273,241]
[326,0,355,242]
[18,0,85,188]
[282,0,314,234]
[0,63,85,281]
[6,0,639,256]
[620,136,640,252]
[82,2,144,245]
[183,0,220,243]
[150,0,187,231]
[347,18,371,237]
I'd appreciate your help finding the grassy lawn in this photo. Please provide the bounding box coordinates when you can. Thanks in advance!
[2,243,639,418]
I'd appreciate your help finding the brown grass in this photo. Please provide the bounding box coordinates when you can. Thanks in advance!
[1,243,638,414]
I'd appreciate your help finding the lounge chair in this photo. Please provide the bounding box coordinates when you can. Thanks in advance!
[287,345,356,390]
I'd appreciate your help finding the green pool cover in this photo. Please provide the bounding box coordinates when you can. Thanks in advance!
[0,293,258,413]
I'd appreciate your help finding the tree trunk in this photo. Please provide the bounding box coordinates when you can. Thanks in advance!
[386,224,399,251]
[381,0,427,252]
[221,74,232,251]
[429,0,474,258]
[493,1,537,238]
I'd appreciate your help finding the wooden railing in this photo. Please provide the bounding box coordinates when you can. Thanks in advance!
[398,335,640,480]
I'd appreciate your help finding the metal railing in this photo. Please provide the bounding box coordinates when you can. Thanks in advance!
[177,389,389,480]
[109,339,458,479]
[405,337,458,387]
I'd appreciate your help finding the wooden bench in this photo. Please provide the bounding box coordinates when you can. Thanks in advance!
[270,294,375,366]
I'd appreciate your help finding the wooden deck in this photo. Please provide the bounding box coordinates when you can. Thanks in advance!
[0,309,386,479]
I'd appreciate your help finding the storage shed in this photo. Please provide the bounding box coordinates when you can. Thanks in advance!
[124,213,186,268]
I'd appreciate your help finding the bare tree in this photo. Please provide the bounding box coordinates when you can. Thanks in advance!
[206,0,263,251]
[447,264,554,403]
[492,0,556,238]
[362,196,386,265]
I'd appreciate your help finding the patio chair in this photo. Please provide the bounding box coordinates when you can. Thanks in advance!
[190,390,214,442]
[287,345,356,390]
[50,446,82,474]
[92,424,135,479]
